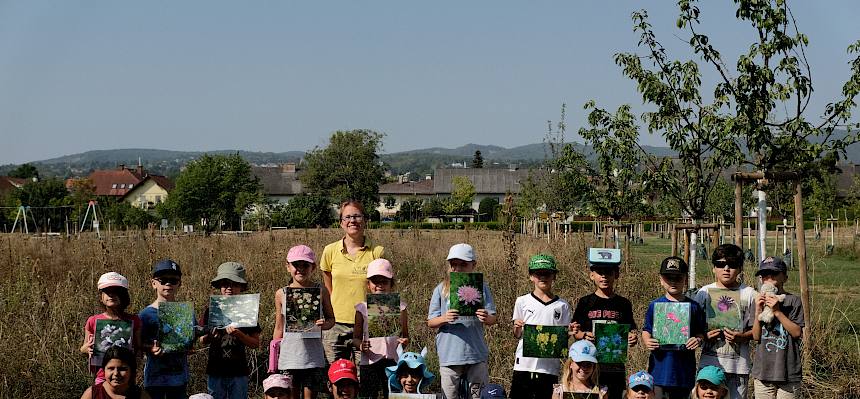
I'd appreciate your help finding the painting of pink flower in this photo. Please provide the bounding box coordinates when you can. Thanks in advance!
[666,312,680,323]
[716,295,735,312]
[457,285,482,305]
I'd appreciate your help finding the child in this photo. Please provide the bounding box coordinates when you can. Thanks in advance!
[641,257,706,399]
[571,248,638,399]
[511,254,573,399]
[139,259,196,399]
[690,366,728,399]
[693,244,756,399]
[80,346,148,399]
[81,272,143,384]
[263,374,294,399]
[750,257,804,399]
[327,359,360,399]
[554,340,607,398]
[384,346,435,394]
[427,243,498,399]
[352,258,410,399]
[626,371,655,399]
[273,245,336,399]
[199,262,262,399]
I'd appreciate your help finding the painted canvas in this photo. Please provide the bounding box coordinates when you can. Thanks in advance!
[653,302,691,347]
[90,319,133,366]
[561,393,597,399]
[367,293,401,338]
[705,289,742,331]
[594,322,629,364]
[523,324,568,358]
[157,302,195,353]
[208,293,260,329]
[448,272,483,316]
[284,287,322,338]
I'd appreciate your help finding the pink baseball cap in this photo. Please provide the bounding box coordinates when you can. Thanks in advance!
[287,245,316,264]
[263,374,293,393]
[367,258,394,279]
[97,272,129,290]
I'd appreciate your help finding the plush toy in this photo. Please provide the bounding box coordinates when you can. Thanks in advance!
[758,282,786,324]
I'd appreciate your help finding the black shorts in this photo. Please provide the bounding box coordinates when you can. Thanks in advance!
[283,367,325,393]
[510,370,557,399]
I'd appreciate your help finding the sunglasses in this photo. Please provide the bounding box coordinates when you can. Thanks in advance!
[155,276,181,285]
[713,260,741,269]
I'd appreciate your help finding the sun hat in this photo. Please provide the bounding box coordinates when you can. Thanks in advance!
[447,243,476,262]
[588,248,622,269]
[153,259,181,277]
[479,383,507,398]
[263,373,293,393]
[287,245,316,264]
[385,346,435,393]
[97,272,129,290]
[188,394,214,399]
[528,254,558,272]
[696,365,727,386]
[659,256,688,276]
[328,359,358,384]
[756,256,788,276]
[568,339,598,363]
[628,370,654,390]
[367,258,394,279]
[210,262,247,286]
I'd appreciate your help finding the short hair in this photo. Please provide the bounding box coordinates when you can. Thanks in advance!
[712,244,744,267]
[339,200,366,218]
[101,346,137,381]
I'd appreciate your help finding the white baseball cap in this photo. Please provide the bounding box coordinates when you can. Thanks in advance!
[446,243,476,262]
[97,272,129,290]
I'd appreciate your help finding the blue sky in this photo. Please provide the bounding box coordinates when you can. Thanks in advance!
[0,1,858,164]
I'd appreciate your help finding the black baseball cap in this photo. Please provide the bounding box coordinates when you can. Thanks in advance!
[153,259,181,277]
[659,256,688,276]
[755,256,787,276]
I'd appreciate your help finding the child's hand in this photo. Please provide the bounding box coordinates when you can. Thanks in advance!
[755,294,766,313]
[513,319,525,329]
[582,331,595,342]
[151,340,163,356]
[706,329,722,340]
[570,322,582,338]
[627,331,638,346]
[315,318,326,326]
[444,309,459,323]
[397,337,409,347]
[764,295,781,313]
[360,340,371,352]
[644,337,660,351]
[82,335,94,356]
[225,325,240,336]
[475,309,488,323]
[723,328,739,343]
[685,336,703,350]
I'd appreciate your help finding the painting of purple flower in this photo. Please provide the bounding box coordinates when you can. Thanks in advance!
[448,272,484,316]
[706,289,742,331]
[457,285,482,305]
[716,295,735,312]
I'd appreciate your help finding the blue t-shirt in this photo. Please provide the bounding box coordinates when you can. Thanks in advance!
[139,304,194,387]
[642,296,706,389]
[427,281,497,366]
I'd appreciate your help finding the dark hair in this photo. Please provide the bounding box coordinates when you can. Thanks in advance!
[98,287,131,311]
[101,346,137,382]
[339,200,366,218]
[712,244,744,268]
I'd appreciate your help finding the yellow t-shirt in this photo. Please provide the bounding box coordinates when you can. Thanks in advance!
[320,239,384,323]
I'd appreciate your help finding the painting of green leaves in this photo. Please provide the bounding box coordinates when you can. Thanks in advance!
[157,302,195,353]
[208,293,260,329]
[91,319,132,366]
[705,289,742,331]
[284,287,322,338]
[448,272,483,316]
[653,302,690,346]
[523,324,568,358]
[367,293,401,338]
[594,322,629,364]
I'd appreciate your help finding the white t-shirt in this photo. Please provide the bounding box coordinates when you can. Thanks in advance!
[694,282,758,374]
[512,293,572,376]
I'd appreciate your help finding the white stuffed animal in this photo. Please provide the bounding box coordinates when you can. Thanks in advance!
[758,282,786,324]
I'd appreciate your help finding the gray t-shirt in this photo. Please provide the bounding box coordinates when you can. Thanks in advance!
[750,292,804,382]
[427,282,497,367]
[694,283,757,375]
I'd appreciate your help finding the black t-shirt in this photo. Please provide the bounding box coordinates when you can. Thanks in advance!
[572,293,638,332]
[200,306,262,376]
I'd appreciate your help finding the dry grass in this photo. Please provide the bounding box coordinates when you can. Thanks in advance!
[0,229,856,398]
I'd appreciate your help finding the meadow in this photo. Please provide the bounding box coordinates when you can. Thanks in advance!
[1,228,858,398]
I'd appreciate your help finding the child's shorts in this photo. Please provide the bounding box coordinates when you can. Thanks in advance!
[283,367,325,393]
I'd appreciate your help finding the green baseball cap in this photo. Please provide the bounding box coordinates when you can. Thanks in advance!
[696,365,726,386]
[528,254,558,272]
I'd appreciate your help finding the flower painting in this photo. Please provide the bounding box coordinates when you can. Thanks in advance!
[91,319,132,366]
[653,302,690,347]
[594,322,630,364]
[208,293,260,329]
[523,324,568,358]
[284,287,322,338]
[705,289,742,331]
[157,302,195,353]
[448,272,483,316]
[367,293,401,338]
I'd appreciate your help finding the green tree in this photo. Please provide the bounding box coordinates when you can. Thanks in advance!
[13,178,68,208]
[478,197,499,222]
[301,130,386,210]
[8,163,39,180]
[101,198,157,229]
[471,151,484,168]
[444,176,475,214]
[423,197,445,218]
[161,154,263,232]
[270,194,333,228]
[396,197,423,222]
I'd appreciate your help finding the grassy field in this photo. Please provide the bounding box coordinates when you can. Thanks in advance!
[1,228,858,398]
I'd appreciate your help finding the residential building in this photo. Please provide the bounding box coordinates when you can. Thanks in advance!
[252,163,303,204]
[123,175,175,210]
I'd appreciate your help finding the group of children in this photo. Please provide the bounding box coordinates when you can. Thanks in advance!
[80,242,803,399]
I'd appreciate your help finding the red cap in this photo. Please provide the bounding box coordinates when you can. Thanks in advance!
[328,359,358,384]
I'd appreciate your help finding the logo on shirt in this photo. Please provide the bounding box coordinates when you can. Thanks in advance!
[554,310,561,320]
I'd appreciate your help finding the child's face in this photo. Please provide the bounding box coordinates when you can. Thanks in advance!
[626,386,654,399]
[103,358,131,390]
[590,268,618,290]
[529,270,556,291]
[215,280,244,296]
[759,271,787,288]
[449,259,476,273]
[570,360,595,383]
[330,380,358,399]
[288,261,315,284]
[712,258,741,288]
[397,368,422,393]
[151,272,181,300]
[100,287,125,309]
[265,387,291,399]
[367,276,393,293]
[659,274,686,295]
[695,381,725,399]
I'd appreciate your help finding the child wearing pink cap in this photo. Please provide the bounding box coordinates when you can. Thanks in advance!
[80,272,143,385]
[352,258,409,399]
[263,374,293,399]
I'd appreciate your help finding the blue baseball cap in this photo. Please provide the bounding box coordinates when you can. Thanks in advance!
[153,259,181,276]
[628,371,654,390]
[568,339,598,363]
[588,248,622,269]
[479,383,506,398]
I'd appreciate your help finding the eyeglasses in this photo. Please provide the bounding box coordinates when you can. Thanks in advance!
[713,260,741,270]
[341,214,365,222]
[155,277,181,286]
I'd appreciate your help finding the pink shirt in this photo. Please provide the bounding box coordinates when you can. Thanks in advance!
[85,313,142,382]
[355,301,406,365]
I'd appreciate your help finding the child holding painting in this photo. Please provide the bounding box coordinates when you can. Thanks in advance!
[199,262,261,399]
[553,340,607,398]
[626,371,655,399]
[352,258,409,399]
[693,244,756,399]
[571,248,637,399]
[81,272,143,385]
[427,243,498,399]
[641,257,706,399]
[510,254,573,399]
[385,347,435,394]
[273,245,336,399]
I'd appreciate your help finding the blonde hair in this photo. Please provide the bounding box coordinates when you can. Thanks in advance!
[560,359,600,391]
[689,382,728,399]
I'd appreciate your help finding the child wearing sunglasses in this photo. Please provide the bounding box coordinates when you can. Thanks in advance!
[693,244,756,399]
